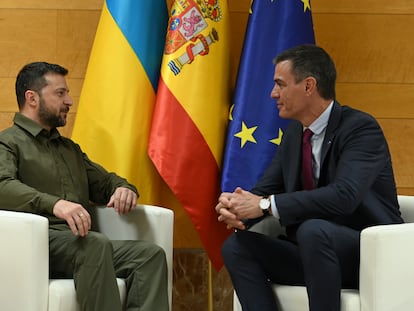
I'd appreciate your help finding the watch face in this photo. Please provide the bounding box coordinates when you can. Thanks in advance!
[259,198,270,210]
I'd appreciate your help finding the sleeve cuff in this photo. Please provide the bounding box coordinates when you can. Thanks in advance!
[39,193,61,215]
[269,195,280,219]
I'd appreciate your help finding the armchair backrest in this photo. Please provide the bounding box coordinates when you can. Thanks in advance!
[398,195,414,223]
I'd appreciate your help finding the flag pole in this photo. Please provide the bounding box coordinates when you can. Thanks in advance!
[208,260,213,311]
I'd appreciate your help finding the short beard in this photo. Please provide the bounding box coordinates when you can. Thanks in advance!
[38,97,66,129]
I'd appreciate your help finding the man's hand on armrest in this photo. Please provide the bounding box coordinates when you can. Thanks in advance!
[107,187,138,215]
[53,199,91,237]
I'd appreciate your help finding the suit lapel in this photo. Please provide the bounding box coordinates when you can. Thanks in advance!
[320,101,342,168]
[286,122,303,191]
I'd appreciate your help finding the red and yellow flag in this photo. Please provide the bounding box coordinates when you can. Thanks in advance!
[149,0,231,270]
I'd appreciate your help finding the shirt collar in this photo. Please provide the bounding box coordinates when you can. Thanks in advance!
[13,112,61,139]
[306,100,334,135]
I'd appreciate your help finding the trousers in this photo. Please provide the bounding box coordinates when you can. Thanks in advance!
[49,224,169,311]
[222,219,360,311]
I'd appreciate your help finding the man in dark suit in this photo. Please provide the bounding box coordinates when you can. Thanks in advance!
[215,44,403,311]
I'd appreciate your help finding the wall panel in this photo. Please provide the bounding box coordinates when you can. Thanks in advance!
[0,10,57,76]
[314,14,414,83]
[313,0,414,14]
[0,0,102,10]
[56,10,101,78]
[336,83,414,119]
[380,119,414,194]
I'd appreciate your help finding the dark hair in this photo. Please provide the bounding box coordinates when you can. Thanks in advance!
[274,44,336,100]
[15,62,68,108]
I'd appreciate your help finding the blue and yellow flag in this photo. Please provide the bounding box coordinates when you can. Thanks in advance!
[221,0,315,192]
[72,1,168,203]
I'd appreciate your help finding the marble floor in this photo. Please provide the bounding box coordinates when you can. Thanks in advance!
[172,248,234,311]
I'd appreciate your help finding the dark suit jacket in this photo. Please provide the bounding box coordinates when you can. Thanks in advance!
[252,101,403,235]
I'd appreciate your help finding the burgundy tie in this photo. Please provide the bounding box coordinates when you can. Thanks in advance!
[302,128,314,190]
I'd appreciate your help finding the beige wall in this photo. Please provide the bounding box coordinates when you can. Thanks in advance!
[1,0,413,248]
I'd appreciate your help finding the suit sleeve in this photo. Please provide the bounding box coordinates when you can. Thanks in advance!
[257,112,393,227]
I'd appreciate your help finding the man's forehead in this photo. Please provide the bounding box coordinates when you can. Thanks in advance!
[275,60,292,71]
[274,60,293,78]
[44,73,68,88]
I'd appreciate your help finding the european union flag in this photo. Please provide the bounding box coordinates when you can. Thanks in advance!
[221,0,315,192]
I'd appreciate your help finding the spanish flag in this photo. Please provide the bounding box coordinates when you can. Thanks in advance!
[72,0,168,203]
[148,0,231,270]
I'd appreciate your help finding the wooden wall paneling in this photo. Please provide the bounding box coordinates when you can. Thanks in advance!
[229,11,249,90]
[0,0,103,10]
[228,0,250,12]
[380,119,414,194]
[0,112,14,131]
[59,113,76,138]
[336,83,414,119]
[0,9,57,76]
[313,13,414,83]
[56,10,101,78]
[312,0,414,14]
[0,78,16,113]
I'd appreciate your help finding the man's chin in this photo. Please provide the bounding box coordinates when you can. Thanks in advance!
[278,111,288,119]
[57,118,67,127]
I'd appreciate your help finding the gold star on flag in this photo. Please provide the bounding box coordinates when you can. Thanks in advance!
[270,128,284,145]
[235,121,257,148]
[301,0,311,12]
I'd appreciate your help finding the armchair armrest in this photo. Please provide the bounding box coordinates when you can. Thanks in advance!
[360,223,414,311]
[95,204,174,307]
[0,210,49,311]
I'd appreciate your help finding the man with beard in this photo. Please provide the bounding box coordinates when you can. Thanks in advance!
[0,62,169,311]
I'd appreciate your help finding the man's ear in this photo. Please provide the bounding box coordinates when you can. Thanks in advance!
[304,77,316,93]
[24,90,38,107]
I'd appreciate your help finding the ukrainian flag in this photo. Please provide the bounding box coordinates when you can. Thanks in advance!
[72,0,168,203]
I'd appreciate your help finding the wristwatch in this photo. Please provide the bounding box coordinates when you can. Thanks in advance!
[259,196,271,216]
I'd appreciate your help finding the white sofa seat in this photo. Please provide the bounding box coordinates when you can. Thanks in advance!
[0,204,174,311]
[233,195,414,311]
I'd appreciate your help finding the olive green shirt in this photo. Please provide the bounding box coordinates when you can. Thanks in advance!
[0,113,138,225]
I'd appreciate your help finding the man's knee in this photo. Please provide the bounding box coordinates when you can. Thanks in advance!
[296,219,333,248]
[125,240,167,266]
[80,231,113,258]
[84,231,111,245]
[150,243,167,263]
[222,231,257,267]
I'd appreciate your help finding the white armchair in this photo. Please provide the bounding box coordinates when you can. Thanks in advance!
[233,195,414,311]
[0,205,174,311]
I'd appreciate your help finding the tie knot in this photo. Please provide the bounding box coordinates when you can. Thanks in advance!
[303,128,313,142]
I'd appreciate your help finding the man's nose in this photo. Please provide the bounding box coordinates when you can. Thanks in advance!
[270,85,279,99]
[65,95,73,106]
